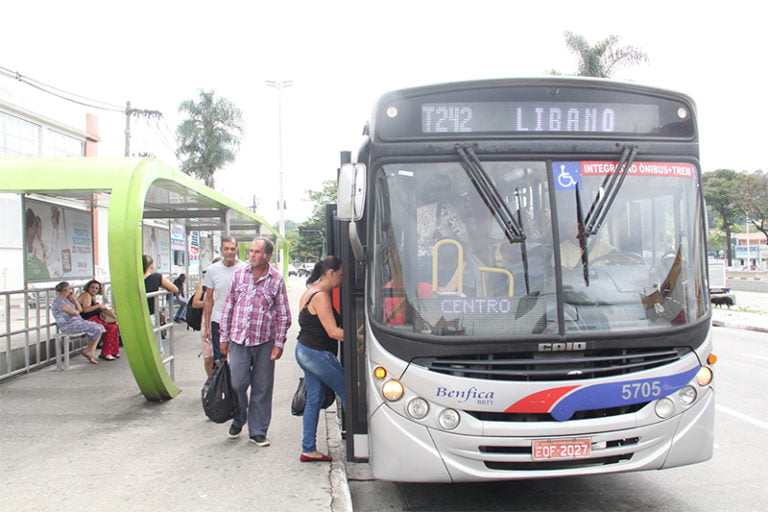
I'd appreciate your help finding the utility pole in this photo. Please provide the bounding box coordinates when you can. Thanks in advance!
[125,101,163,157]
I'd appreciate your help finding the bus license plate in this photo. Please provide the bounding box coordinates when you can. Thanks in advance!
[532,438,592,460]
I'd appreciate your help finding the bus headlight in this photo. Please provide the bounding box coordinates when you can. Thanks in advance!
[655,397,675,418]
[696,366,713,386]
[438,408,460,430]
[407,398,429,419]
[678,385,697,406]
[381,379,404,401]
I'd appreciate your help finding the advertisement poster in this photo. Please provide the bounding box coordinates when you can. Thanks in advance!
[142,223,171,274]
[23,198,94,282]
[189,230,200,274]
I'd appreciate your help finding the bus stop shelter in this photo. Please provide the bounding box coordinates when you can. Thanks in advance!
[0,157,286,400]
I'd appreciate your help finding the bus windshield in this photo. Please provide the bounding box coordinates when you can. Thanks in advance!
[371,158,708,338]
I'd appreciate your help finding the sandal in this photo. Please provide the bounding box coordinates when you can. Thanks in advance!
[82,353,98,364]
[98,355,116,361]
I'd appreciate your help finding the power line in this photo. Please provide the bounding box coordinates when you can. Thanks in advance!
[2,64,172,158]
[125,101,164,156]
[146,117,176,156]
[0,64,125,112]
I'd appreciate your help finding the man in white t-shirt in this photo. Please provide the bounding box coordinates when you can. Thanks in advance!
[203,236,247,361]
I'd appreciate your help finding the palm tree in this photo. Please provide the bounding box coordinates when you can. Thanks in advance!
[176,90,243,188]
[564,32,648,78]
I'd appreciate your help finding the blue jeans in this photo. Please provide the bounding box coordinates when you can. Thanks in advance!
[174,296,189,321]
[295,342,345,453]
[229,341,275,437]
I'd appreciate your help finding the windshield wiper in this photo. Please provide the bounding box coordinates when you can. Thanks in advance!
[583,144,638,236]
[574,144,638,286]
[456,144,529,294]
[575,186,590,286]
[455,144,526,243]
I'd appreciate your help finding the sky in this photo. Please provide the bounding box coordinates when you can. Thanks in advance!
[2,0,765,224]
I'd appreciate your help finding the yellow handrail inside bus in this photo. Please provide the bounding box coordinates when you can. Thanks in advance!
[478,267,514,297]
[432,239,463,293]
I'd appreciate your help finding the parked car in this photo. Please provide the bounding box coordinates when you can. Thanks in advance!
[297,262,314,277]
[287,264,298,276]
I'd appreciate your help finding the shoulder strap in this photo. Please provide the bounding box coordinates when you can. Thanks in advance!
[303,291,322,310]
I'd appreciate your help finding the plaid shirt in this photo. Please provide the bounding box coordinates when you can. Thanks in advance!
[219,265,292,349]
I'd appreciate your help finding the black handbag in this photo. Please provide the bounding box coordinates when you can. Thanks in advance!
[201,359,240,423]
[291,377,337,416]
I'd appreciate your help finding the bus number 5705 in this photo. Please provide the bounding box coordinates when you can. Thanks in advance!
[621,381,662,401]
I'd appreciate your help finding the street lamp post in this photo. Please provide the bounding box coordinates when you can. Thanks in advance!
[265,80,293,240]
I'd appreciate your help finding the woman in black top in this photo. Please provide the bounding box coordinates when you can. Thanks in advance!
[143,255,178,353]
[295,256,344,462]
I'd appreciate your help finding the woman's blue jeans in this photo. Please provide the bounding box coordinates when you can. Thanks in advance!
[295,342,345,453]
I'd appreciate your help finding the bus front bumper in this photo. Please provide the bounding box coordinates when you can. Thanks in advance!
[367,388,714,482]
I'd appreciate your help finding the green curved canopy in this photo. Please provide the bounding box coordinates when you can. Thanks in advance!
[0,157,286,400]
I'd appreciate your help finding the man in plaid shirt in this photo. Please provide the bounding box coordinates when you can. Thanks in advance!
[220,237,292,446]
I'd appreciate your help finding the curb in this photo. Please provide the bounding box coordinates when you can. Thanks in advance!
[711,319,768,334]
[326,407,353,512]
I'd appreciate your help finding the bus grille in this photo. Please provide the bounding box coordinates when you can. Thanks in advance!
[483,453,634,470]
[413,347,689,381]
[466,403,647,422]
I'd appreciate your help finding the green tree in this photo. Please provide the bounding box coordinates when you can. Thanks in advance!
[294,180,338,261]
[176,90,243,188]
[737,170,768,243]
[564,32,648,78]
[702,169,745,265]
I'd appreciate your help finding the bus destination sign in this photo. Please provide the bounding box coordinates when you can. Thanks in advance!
[421,102,662,135]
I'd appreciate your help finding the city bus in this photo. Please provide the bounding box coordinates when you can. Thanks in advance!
[333,78,716,482]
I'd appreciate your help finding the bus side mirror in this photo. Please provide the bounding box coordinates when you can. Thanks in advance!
[338,163,366,221]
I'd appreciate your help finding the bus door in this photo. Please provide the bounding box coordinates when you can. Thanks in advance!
[328,204,369,461]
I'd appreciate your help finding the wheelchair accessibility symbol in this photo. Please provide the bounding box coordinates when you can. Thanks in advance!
[553,162,582,190]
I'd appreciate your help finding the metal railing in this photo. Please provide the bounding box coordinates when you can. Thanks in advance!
[1,283,177,381]
[1,285,85,380]
[147,289,177,379]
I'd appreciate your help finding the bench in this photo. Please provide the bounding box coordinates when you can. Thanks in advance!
[55,331,87,370]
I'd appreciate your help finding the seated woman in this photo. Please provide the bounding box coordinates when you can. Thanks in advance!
[78,279,121,361]
[51,281,105,365]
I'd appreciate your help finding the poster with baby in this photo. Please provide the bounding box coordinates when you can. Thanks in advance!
[23,198,94,282]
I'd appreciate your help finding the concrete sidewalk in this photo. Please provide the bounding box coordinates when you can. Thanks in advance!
[711,289,768,333]
[0,277,351,512]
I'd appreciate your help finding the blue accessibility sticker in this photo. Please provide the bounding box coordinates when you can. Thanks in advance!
[553,161,583,191]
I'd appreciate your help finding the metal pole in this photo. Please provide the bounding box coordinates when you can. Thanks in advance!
[746,216,751,269]
[124,101,131,157]
[277,87,285,238]
[265,80,292,239]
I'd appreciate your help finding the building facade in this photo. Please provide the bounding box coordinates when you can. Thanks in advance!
[733,232,768,270]
[1,98,100,290]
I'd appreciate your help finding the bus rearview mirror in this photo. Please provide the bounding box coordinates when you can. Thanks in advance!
[338,163,366,221]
